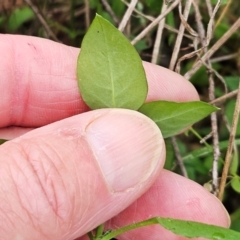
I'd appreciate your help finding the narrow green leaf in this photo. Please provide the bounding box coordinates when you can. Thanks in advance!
[7,7,34,32]
[138,101,218,138]
[77,14,148,110]
[156,218,240,239]
[231,177,240,193]
[183,139,240,162]
[230,150,239,175]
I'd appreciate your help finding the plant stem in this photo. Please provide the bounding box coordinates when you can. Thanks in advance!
[151,2,167,64]
[169,0,193,71]
[23,0,59,42]
[118,0,138,32]
[96,224,105,238]
[189,127,211,148]
[184,17,240,79]
[171,136,188,178]
[101,218,159,240]
[131,0,180,45]
[218,81,240,201]
[87,231,94,240]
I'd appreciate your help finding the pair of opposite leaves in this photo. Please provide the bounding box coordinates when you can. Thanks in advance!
[77,14,217,138]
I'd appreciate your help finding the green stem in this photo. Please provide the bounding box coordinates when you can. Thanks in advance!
[95,224,105,238]
[101,218,159,240]
[189,127,211,148]
[87,231,94,240]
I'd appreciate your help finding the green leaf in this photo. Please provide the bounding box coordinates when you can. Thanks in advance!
[231,177,240,193]
[226,100,240,136]
[156,218,240,239]
[138,101,218,138]
[0,16,6,27]
[77,14,148,110]
[230,150,239,175]
[224,76,240,91]
[164,138,175,170]
[7,6,34,32]
[183,139,240,162]
[111,1,126,17]
[211,0,228,5]
[102,217,240,240]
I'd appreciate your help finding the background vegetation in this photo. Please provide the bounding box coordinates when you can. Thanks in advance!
[0,0,240,234]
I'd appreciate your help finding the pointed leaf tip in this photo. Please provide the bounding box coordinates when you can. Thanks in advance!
[77,15,148,110]
[138,101,218,138]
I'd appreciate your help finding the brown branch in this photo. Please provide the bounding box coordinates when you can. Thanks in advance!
[210,89,239,105]
[218,81,240,201]
[121,0,193,39]
[101,0,119,24]
[205,0,222,46]
[118,0,138,32]
[151,3,168,64]
[23,0,59,42]
[84,0,90,29]
[184,17,240,80]
[200,131,213,144]
[169,0,193,70]
[171,137,188,178]
[210,53,239,63]
[131,0,180,45]
[192,0,221,195]
[209,72,221,195]
[214,0,232,31]
[121,0,154,21]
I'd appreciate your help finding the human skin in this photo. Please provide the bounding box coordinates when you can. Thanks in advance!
[0,35,229,240]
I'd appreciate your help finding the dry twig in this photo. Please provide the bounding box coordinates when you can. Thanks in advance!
[194,0,222,195]
[23,0,59,42]
[169,0,193,70]
[208,72,221,195]
[101,0,119,24]
[175,47,204,73]
[214,0,232,31]
[210,89,239,105]
[121,0,194,39]
[210,53,239,63]
[84,0,90,29]
[205,0,213,16]
[151,3,168,64]
[205,0,222,46]
[184,18,240,79]
[171,137,188,178]
[131,0,180,45]
[118,0,138,32]
[200,132,213,144]
[218,81,240,201]
[121,0,154,21]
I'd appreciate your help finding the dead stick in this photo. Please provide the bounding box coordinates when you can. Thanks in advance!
[218,81,240,201]
[23,0,59,42]
[184,18,240,80]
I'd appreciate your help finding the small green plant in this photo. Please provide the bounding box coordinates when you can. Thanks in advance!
[77,14,217,139]
[76,14,239,240]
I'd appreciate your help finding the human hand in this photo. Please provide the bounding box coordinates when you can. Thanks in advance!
[0,35,229,240]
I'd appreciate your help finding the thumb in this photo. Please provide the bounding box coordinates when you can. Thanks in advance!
[0,109,165,240]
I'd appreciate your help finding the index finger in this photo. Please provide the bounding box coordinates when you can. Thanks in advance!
[0,34,199,128]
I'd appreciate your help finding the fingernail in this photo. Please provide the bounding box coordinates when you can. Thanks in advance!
[85,109,164,192]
